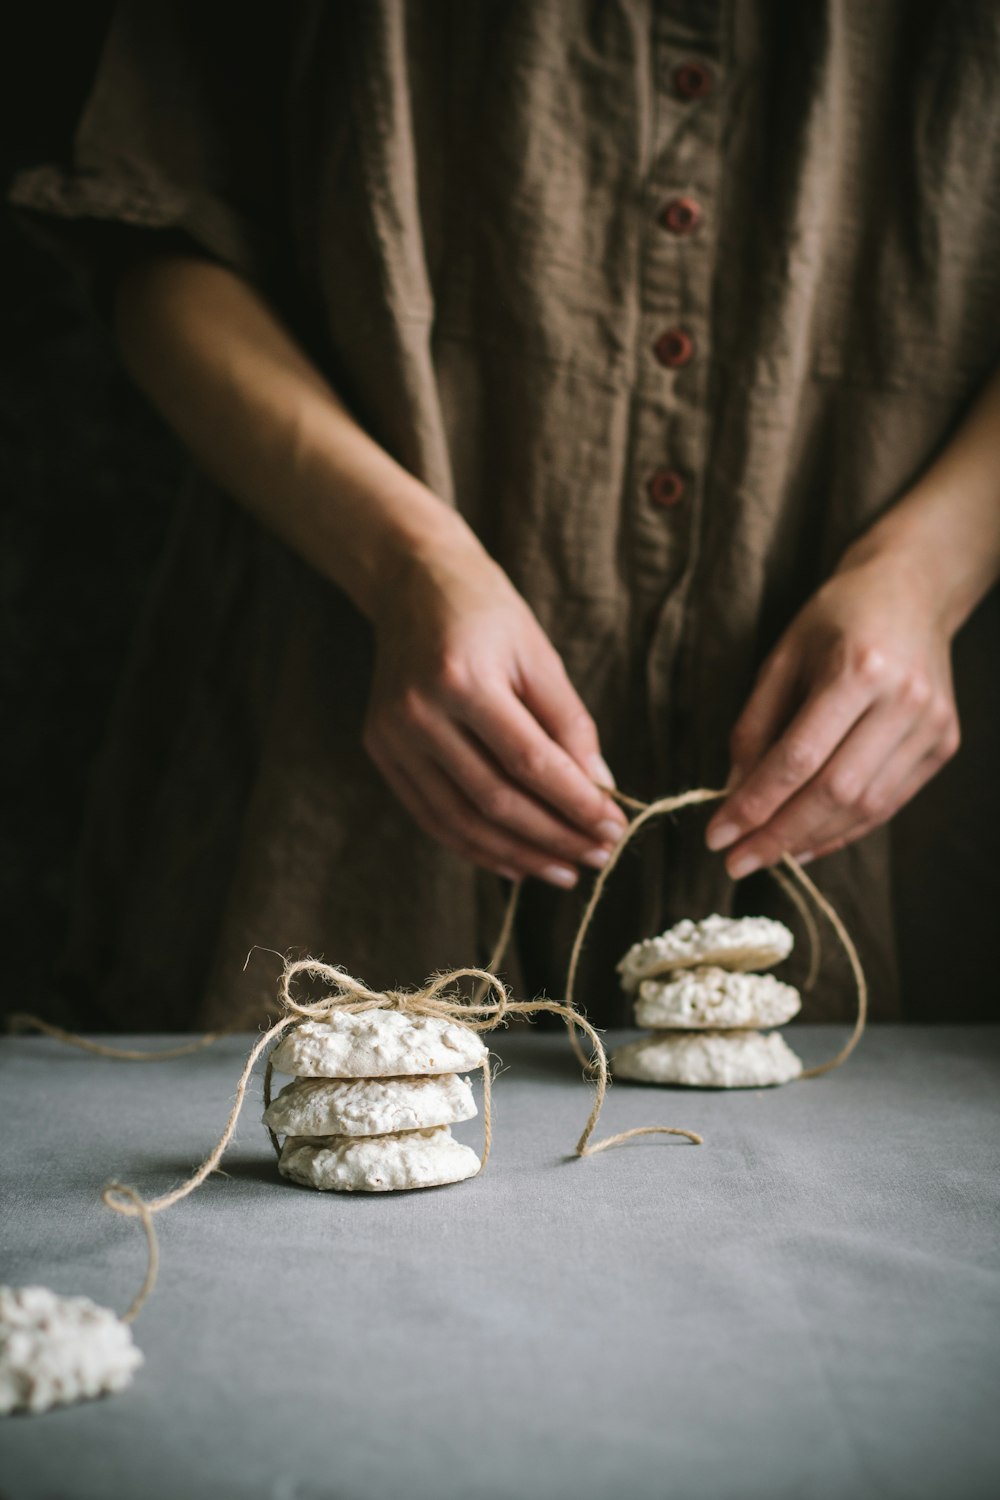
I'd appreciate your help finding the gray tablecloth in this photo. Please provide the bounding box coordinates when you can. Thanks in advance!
[2,1025,999,1500]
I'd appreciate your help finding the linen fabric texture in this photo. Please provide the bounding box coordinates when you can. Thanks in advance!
[10,0,1000,1031]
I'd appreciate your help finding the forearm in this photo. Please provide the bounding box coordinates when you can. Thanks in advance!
[838,359,1000,635]
[113,255,483,620]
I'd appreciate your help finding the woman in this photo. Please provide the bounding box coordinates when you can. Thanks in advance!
[11,1,1000,1030]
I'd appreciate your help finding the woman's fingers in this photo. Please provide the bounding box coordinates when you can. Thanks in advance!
[421,711,617,868]
[455,678,626,841]
[373,746,583,887]
[801,739,956,862]
[517,643,617,790]
[719,685,960,874]
[717,699,918,877]
[392,703,617,871]
[364,625,625,876]
[858,708,959,816]
[706,663,874,856]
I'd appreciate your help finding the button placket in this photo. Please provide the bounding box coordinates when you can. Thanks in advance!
[624,9,726,765]
[634,58,720,534]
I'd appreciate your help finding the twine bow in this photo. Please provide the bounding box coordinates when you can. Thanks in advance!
[260,953,704,1170]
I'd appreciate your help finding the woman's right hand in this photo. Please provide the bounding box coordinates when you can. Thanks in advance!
[112,255,625,884]
[363,535,627,887]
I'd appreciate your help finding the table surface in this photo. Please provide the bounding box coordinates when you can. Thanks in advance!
[2,1025,999,1500]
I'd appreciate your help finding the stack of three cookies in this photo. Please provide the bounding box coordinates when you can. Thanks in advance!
[611,915,804,1088]
[264,1010,489,1191]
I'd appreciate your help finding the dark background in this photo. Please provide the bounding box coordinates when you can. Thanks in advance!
[1,7,180,997]
[0,211,179,981]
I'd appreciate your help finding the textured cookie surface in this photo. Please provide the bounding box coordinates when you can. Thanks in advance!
[270,1010,488,1078]
[618,915,794,991]
[264,1072,477,1137]
[279,1126,481,1192]
[634,966,801,1030]
[611,1030,803,1088]
[0,1285,143,1415]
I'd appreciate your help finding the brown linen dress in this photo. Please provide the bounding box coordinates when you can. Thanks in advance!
[11,1,1000,1031]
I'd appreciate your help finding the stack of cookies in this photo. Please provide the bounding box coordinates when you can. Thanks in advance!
[610,915,804,1088]
[264,1009,488,1191]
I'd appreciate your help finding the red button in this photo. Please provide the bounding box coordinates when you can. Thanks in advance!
[648,468,685,507]
[675,61,713,99]
[653,327,695,367]
[660,196,702,235]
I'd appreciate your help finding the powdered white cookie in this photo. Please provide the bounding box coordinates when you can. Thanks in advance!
[611,1030,803,1088]
[270,1009,488,1078]
[0,1285,143,1415]
[618,915,794,991]
[263,1071,477,1137]
[634,966,801,1030]
[279,1125,481,1192]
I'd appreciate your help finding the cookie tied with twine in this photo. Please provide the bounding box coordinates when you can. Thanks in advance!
[562,785,867,1078]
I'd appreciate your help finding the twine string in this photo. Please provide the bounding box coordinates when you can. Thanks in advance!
[785,854,868,1078]
[768,864,821,992]
[479,1057,494,1170]
[99,1182,159,1324]
[472,877,521,1005]
[105,1018,298,1223]
[565,787,726,1066]
[5,1015,232,1060]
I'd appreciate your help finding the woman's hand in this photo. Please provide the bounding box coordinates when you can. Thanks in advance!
[705,550,961,877]
[707,354,1000,876]
[363,535,626,887]
[706,355,1000,878]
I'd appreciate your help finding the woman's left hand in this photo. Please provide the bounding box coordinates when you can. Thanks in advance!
[704,550,961,877]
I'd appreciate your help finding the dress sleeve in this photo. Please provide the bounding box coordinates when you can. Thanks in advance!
[7,1,287,310]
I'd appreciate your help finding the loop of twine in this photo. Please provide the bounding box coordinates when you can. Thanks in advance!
[8,781,867,1325]
[99,1183,159,1324]
[564,786,866,1076]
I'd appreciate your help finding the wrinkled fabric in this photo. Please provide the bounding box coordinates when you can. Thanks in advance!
[10,0,1000,1031]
